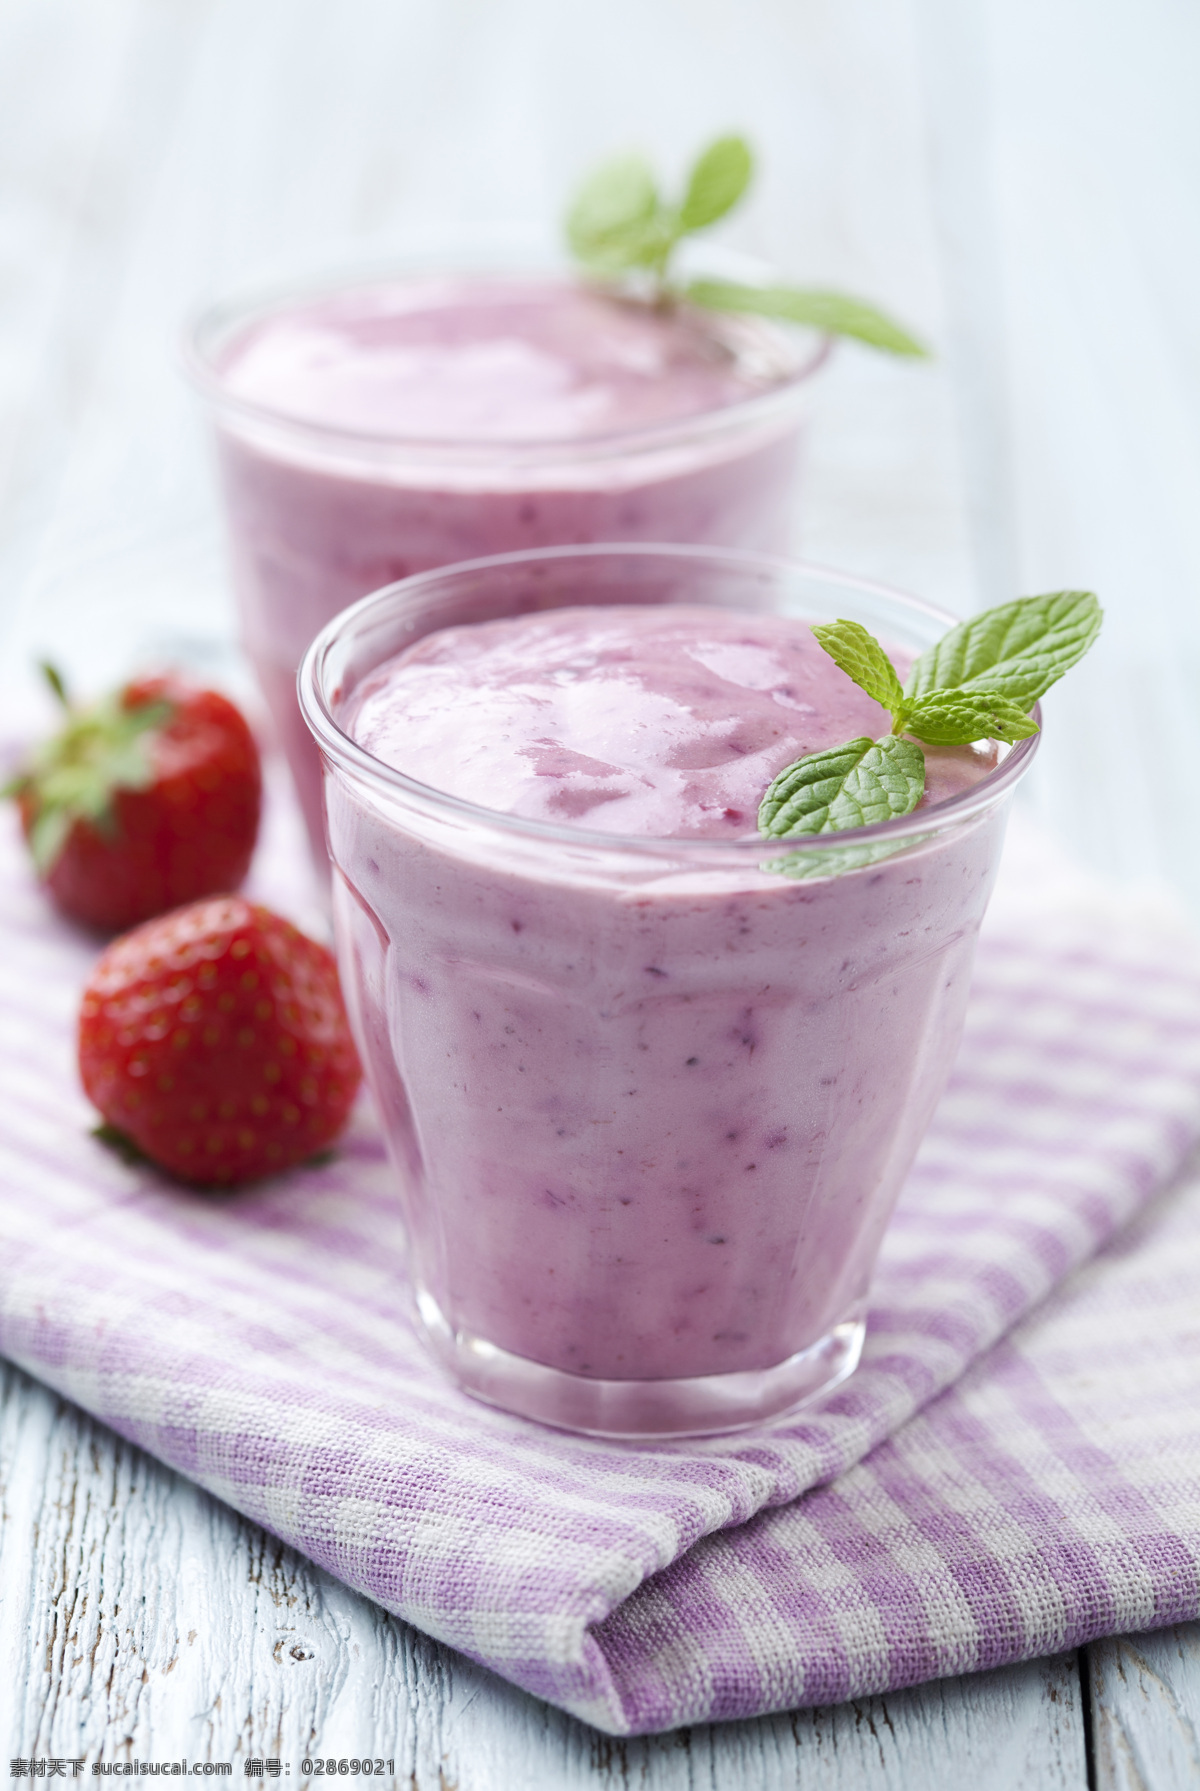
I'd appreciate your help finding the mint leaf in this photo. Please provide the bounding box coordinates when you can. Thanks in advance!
[766,832,932,881]
[902,688,1040,746]
[678,136,753,232]
[759,735,925,837]
[812,619,906,713]
[905,591,1102,708]
[759,588,1101,853]
[565,137,927,360]
[565,152,661,273]
[686,280,927,356]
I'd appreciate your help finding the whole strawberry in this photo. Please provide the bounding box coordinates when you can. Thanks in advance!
[79,896,362,1187]
[6,665,261,932]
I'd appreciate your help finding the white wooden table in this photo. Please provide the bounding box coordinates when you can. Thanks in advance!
[2,1,1199,1782]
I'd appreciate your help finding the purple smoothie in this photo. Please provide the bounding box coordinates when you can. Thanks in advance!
[307,574,1021,1436]
[191,275,824,857]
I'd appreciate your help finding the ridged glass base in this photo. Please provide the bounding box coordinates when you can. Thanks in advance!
[415,1288,866,1439]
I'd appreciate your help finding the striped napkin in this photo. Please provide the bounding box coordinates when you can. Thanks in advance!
[2,782,1199,1736]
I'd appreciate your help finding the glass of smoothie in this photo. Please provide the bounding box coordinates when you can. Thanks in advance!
[298,544,1039,1439]
[185,269,828,860]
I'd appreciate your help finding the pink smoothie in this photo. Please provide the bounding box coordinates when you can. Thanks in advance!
[331,604,1002,1394]
[196,276,820,857]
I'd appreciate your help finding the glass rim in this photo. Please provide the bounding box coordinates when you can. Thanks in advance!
[297,541,1041,863]
[180,263,833,467]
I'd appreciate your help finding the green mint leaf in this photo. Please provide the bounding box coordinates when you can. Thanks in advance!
[686,279,928,356]
[565,152,661,274]
[902,688,1040,746]
[566,136,930,337]
[905,591,1102,708]
[678,135,754,232]
[811,620,905,715]
[765,832,932,881]
[758,735,925,837]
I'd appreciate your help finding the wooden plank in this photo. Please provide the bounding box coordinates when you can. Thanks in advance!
[437,1650,1090,1790]
[1088,1626,1200,1791]
[0,1363,1089,1788]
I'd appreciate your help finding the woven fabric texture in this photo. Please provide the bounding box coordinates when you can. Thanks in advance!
[2,795,1200,1735]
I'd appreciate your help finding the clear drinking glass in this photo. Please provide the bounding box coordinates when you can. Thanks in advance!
[185,269,829,862]
[299,544,1039,1438]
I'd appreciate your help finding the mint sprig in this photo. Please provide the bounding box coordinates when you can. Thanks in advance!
[566,138,752,285]
[758,591,1102,845]
[566,135,925,356]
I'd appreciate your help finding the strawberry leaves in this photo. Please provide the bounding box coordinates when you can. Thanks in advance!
[5,666,172,874]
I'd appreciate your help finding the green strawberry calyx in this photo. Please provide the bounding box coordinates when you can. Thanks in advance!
[2,664,173,874]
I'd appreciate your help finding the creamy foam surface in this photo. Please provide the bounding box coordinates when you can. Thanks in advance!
[349,604,998,838]
[219,278,781,444]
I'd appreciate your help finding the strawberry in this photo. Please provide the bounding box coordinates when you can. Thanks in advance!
[78,896,362,1187]
[6,666,261,932]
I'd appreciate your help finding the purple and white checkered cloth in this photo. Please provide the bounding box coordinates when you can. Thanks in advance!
[2,783,1200,1736]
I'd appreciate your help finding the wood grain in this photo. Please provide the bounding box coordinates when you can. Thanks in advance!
[0,1362,1092,1787]
[1089,1627,1200,1791]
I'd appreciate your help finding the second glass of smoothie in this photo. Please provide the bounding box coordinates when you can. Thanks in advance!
[299,545,1039,1438]
[186,271,828,858]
